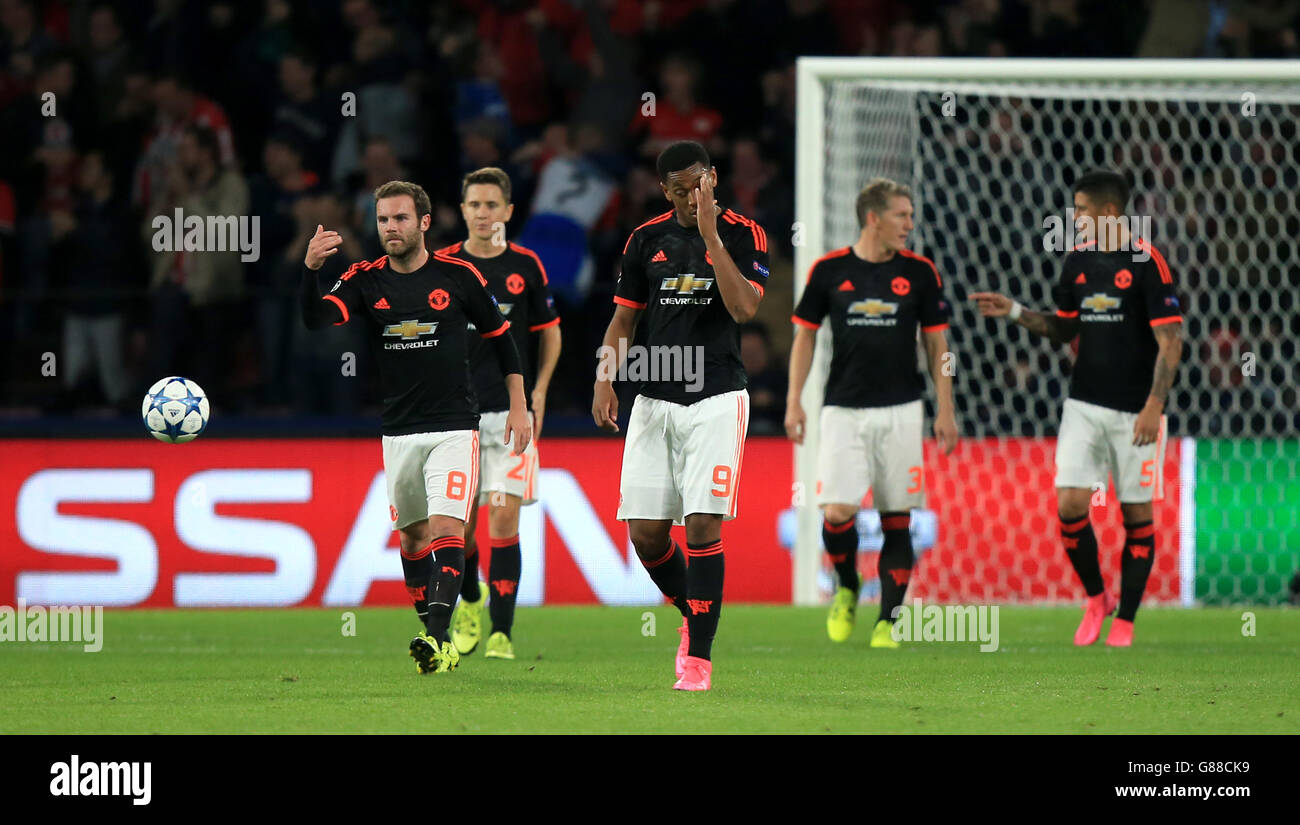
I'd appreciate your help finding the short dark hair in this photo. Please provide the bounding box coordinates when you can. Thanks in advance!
[374,180,432,218]
[1072,169,1130,212]
[183,125,221,164]
[656,140,710,181]
[461,167,512,203]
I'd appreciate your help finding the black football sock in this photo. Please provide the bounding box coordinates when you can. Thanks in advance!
[822,516,860,593]
[488,535,522,639]
[684,540,724,660]
[1060,514,1105,597]
[639,538,688,617]
[877,512,914,624]
[1117,520,1156,621]
[461,542,482,600]
[425,536,465,645]
[400,541,435,633]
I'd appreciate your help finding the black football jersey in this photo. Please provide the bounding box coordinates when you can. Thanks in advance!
[793,246,950,408]
[435,241,559,413]
[614,207,771,404]
[317,252,511,435]
[1052,239,1182,413]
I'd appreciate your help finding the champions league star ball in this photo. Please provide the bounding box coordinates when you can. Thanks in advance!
[141,376,210,443]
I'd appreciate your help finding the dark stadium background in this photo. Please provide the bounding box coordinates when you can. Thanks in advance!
[3,0,1296,436]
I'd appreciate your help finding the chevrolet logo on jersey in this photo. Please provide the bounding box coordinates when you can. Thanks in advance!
[660,275,714,294]
[846,298,899,327]
[1081,294,1121,312]
[659,274,714,305]
[383,319,440,349]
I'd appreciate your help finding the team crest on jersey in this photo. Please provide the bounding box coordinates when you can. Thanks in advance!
[1081,293,1122,315]
[1114,269,1133,289]
[659,275,713,305]
[428,289,450,310]
[506,273,526,294]
[847,298,899,326]
[891,277,910,296]
[383,319,440,349]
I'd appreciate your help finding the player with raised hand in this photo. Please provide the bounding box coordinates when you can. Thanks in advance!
[437,168,561,661]
[300,181,532,674]
[971,169,1183,647]
[786,178,957,648]
[593,140,769,691]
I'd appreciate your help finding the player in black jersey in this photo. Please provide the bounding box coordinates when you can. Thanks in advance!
[593,141,769,691]
[787,178,957,648]
[437,167,561,661]
[972,169,1183,647]
[300,180,532,673]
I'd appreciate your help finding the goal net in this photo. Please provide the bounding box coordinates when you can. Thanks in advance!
[792,59,1300,607]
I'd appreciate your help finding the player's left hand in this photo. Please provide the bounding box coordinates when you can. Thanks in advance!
[934,410,958,455]
[694,169,719,242]
[530,390,546,440]
[1133,399,1162,446]
[506,406,533,455]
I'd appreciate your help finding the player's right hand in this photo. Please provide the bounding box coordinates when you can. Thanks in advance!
[784,401,806,444]
[304,224,343,270]
[970,292,1013,317]
[592,381,619,433]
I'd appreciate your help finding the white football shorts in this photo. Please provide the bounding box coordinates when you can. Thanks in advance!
[1055,398,1167,503]
[816,400,925,512]
[475,409,539,506]
[383,429,479,528]
[617,389,750,525]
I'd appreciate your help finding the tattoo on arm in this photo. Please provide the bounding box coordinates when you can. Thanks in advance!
[1017,309,1080,345]
[1148,323,1183,403]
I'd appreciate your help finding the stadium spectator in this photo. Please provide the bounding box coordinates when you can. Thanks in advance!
[717,136,793,257]
[630,53,724,161]
[54,149,133,410]
[144,125,248,403]
[270,50,339,178]
[348,136,407,259]
[0,0,57,104]
[134,71,236,214]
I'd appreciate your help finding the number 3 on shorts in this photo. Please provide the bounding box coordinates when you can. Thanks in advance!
[446,470,467,500]
[711,465,732,498]
[907,466,923,494]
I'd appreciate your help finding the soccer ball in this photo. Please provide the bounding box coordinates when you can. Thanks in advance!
[142,376,210,443]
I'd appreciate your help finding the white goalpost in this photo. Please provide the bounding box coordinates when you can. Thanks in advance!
[792,58,1300,607]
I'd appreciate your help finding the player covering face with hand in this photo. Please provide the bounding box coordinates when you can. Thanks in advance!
[971,169,1182,647]
[787,178,957,648]
[300,180,532,674]
[593,141,769,691]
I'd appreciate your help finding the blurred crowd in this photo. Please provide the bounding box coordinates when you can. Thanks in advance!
[1,0,1297,432]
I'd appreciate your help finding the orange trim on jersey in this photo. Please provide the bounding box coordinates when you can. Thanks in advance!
[432,241,463,256]
[1071,239,1098,252]
[479,321,510,339]
[509,242,550,285]
[433,251,488,286]
[323,294,349,324]
[722,209,767,253]
[805,247,852,283]
[1126,524,1156,539]
[791,314,820,330]
[897,248,942,287]
[613,296,647,310]
[921,323,949,333]
[1056,310,1079,318]
[1133,240,1173,284]
[750,281,765,297]
[339,255,389,281]
[529,317,561,332]
[622,210,675,253]
[823,518,855,534]
[1149,316,1182,327]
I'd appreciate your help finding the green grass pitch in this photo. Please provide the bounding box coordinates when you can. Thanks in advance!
[2,606,1296,734]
